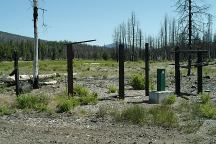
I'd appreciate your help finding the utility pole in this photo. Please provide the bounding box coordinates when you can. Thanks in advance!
[33,0,39,88]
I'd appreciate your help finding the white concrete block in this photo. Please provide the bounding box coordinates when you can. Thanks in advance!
[149,91,175,104]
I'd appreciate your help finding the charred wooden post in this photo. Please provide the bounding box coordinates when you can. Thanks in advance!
[197,52,203,94]
[67,44,74,96]
[14,51,20,96]
[175,47,181,96]
[65,39,96,97]
[119,44,124,99]
[145,43,149,96]
[9,51,20,96]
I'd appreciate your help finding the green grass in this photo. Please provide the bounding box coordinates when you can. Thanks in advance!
[149,105,178,127]
[56,97,79,113]
[111,105,178,127]
[119,105,148,124]
[16,94,49,112]
[129,73,145,90]
[74,84,90,97]
[162,95,177,105]
[192,93,216,119]
[107,84,117,93]
[55,85,98,113]
[0,84,7,93]
[0,105,14,116]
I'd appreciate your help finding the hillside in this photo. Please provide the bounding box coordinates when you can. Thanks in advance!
[0,31,34,42]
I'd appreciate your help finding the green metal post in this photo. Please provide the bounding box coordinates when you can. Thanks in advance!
[157,69,165,91]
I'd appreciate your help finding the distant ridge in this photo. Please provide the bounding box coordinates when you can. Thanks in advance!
[0,31,34,42]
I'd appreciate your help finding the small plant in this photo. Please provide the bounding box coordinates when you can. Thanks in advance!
[16,94,49,112]
[162,95,176,105]
[108,85,117,93]
[0,105,14,116]
[78,92,98,105]
[74,84,90,97]
[96,106,108,118]
[191,93,216,119]
[180,121,203,134]
[149,105,178,127]
[129,73,145,90]
[56,98,79,113]
[199,93,211,104]
[120,105,148,124]
[198,103,216,118]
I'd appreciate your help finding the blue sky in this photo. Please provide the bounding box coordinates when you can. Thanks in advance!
[0,0,215,45]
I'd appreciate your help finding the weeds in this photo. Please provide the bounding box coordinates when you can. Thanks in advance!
[162,95,176,105]
[180,120,203,134]
[149,105,178,127]
[108,85,117,93]
[78,92,98,105]
[56,97,79,113]
[16,94,49,112]
[74,84,90,97]
[55,85,98,113]
[96,106,108,118]
[0,105,14,116]
[111,105,178,127]
[120,105,148,124]
[129,73,145,90]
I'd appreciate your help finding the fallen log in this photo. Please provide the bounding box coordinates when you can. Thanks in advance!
[40,80,57,85]
[0,73,77,84]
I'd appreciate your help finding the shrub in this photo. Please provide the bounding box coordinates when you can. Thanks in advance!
[120,105,148,124]
[199,93,211,104]
[0,105,14,116]
[108,85,117,93]
[198,103,216,118]
[16,94,49,112]
[96,106,108,118]
[162,95,176,105]
[74,84,90,97]
[149,105,178,127]
[191,93,216,119]
[56,98,79,113]
[129,73,145,90]
[56,86,98,112]
[78,92,98,105]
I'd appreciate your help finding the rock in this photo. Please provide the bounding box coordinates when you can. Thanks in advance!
[20,82,32,93]
[191,85,197,89]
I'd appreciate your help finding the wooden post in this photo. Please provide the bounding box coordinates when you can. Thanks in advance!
[64,40,95,96]
[67,44,74,96]
[145,43,149,96]
[14,51,20,96]
[119,44,124,99]
[33,0,39,89]
[197,52,203,94]
[175,47,181,96]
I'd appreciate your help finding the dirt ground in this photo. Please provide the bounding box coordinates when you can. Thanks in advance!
[0,61,216,144]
